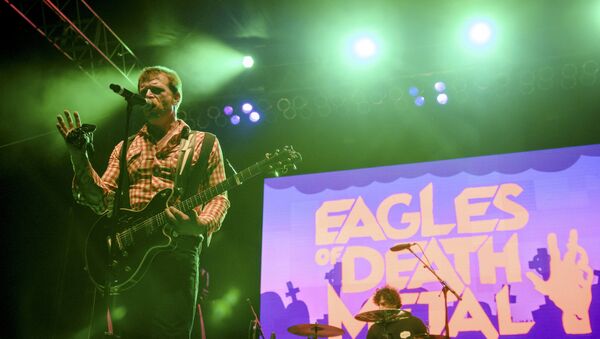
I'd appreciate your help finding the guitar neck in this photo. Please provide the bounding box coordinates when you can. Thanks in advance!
[174,158,268,213]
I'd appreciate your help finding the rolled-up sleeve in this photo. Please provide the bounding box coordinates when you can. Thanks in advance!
[72,142,122,215]
[194,136,230,235]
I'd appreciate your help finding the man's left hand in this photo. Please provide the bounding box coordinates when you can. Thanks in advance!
[165,206,211,236]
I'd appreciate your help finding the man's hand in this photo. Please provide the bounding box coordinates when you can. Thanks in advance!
[165,206,212,236]
[526,229,593,334]
[56,110,81,141]
[56,110,90,155]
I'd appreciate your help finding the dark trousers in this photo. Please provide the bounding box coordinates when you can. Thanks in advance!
[113,236,202,338]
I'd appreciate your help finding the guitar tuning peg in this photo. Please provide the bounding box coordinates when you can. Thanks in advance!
[265,152,272,159]
[273,170,280,177]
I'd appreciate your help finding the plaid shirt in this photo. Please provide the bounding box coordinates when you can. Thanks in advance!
[73,120,229,235]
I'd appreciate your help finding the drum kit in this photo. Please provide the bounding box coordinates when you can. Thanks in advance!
[287,323,344,338]
[286,308,444,338]
[282,243,456,338]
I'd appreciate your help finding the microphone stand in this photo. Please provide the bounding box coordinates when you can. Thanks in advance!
[407,246,462,339]
[102,94,136,337]
[247,298,266,339]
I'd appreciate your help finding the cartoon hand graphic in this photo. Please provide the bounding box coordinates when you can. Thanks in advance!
[526,229,593,334]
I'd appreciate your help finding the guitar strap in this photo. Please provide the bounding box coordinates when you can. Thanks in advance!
[173,130,199,198]
[175,131,216,247]
[119,134,138,209]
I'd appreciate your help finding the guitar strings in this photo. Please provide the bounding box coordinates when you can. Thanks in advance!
[116,160,272,244]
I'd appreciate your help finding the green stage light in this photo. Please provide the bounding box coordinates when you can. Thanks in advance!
[161,34,245,99]
[468,21,494,46]
[112,305,127,321]
[211,287,241,323]
[242,55,255,68]
[347,33,381,65]
[456,14,506,60]
[352,37,378,59]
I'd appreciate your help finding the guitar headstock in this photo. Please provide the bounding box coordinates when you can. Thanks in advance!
[264,146,302,176]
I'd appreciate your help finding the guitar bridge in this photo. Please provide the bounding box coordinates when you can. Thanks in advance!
[116,230,134,250]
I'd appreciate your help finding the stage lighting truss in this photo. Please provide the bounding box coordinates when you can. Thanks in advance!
[7,0,139,86]
[178,58,599,130]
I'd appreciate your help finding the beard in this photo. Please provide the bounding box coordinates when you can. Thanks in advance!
[143,100,171,119]
[144,108,162,120]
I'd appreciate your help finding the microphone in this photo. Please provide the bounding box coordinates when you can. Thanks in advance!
[390,242,416,251]
[109,84,154,110]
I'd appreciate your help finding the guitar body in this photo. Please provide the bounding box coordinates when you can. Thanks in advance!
[85,189,175,295]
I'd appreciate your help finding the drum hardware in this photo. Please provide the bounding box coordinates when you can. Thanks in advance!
[354,308,411,322]
[287,323,345,338]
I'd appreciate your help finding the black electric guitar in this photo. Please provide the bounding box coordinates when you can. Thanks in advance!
[85,146,301,295]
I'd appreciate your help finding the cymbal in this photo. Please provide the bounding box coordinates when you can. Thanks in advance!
[287,323,344,337]
[354,308,410,322]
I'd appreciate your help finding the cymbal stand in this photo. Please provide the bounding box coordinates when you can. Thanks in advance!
[407,246,462,339]
[310,323,319,339]
[247,298,266,339]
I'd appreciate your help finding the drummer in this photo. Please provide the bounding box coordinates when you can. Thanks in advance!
[367,286,429,339]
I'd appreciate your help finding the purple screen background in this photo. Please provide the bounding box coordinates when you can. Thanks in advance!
[260,144,600,339]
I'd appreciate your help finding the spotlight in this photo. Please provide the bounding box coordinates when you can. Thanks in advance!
[414,96,425,106]
[230,115,241,125]
[468,21,493,45]
[241,103,253,114]
[249,111,261,123]
[351,36,378,60]
[223,105,234,116]
[436,93,449,105]
[408,86,420,97]
[434,82,446,93]
[242,56,254,68]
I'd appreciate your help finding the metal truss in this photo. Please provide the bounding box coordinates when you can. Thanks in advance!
[6,0,139,86]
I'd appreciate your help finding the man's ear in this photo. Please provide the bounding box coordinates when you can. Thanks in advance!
[173,92,181,104]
